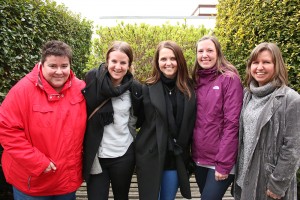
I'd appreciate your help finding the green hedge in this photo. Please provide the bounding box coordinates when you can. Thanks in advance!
[87,22,210,82]
[215,0,300,92]
[0,0,93,102]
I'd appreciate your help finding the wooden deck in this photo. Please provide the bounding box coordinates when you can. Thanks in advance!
[76,174,234,199]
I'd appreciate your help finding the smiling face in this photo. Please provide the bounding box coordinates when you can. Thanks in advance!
[107,50,130,86]
[250,50,275,86]
[158,48,178,79]
[197,39,217,69]
[42,55,70,92]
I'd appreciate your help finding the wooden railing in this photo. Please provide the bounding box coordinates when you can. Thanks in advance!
[191,4,217,17]
[76,174,234,199]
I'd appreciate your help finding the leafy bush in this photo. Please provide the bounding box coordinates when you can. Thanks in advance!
[87,21,210,82]
[0,0,93,102]
[215,0,300,92]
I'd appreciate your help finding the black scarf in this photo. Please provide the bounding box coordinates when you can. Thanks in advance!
[88,64,133,126]
[160,73,192,198]
[160,73,184,142]
[160,73,184,170]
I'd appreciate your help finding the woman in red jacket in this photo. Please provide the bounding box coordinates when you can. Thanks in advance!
[0,40,87,200]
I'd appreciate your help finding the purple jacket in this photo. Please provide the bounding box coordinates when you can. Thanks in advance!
[192,67,243,174]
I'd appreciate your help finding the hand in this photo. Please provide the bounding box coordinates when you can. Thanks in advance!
[215,171,228,181]
[44,162,57,173]
[266,189,281,199]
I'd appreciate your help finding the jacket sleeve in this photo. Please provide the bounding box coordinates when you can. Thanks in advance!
[0,86,50,177]
[215,74,243,174]
[267,91,300,197]
[131,80,144,128]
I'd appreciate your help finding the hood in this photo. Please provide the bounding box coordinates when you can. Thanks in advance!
[25,62,75,95]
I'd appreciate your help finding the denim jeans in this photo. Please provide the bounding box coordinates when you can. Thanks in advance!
[13,187,76,200]
[158,170,179,200]
[194,166,234,200]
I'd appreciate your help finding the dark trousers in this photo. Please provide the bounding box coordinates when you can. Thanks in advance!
[87,143,135,200]
[194,166,234,200]
[0,146,13,200]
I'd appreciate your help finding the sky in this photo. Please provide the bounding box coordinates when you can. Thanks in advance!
[53,0,218,28]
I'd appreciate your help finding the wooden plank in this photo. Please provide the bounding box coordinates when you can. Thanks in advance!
[76,174,234,199]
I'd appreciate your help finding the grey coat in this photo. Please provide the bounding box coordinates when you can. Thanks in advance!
[234,86,300,200]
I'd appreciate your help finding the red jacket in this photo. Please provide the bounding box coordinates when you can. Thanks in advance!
[0,63,87,196]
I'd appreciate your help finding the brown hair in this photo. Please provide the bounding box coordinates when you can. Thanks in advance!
[105,41,133,73]
[41,40,72,65]
[245,42,288,88]
[146,40,192,98]
[192,35,239,83]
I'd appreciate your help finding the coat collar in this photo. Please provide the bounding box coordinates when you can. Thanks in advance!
[148,80,196,148]
[149,81,168,122]
[149,81,167,156]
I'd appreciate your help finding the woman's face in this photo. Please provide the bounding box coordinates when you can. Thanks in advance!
[250,50,275,86]
[158,48,178,79]
[42,55,70,92]
[107,50,130,86]
[197,39,217,69]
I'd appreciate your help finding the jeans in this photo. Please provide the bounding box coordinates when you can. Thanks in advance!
[87,143,135,200]
[13,187,76,200]
[194,166,234,200]
[158,170,179,200]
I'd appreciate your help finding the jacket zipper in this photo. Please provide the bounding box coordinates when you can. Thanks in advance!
[27,176,31,190]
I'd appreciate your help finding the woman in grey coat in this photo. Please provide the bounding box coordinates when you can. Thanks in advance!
[234,42,300,200]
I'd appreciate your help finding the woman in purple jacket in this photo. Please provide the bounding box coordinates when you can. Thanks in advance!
[191,35,243,200]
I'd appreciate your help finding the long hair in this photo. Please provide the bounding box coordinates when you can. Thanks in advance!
[105,41,134,73]
[192,35,239,83]
[245,42,288,88]
[146,40,192,98]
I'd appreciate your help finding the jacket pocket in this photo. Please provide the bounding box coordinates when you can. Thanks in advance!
[4,154,32,191]
[28,170,58,191]
[32,105,54,128]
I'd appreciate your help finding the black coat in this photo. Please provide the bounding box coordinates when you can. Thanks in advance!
[82,67,143,183]
[135,81,196,200]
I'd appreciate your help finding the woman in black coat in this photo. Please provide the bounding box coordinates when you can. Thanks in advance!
[135,41,196,200]
[82,41,142,200]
